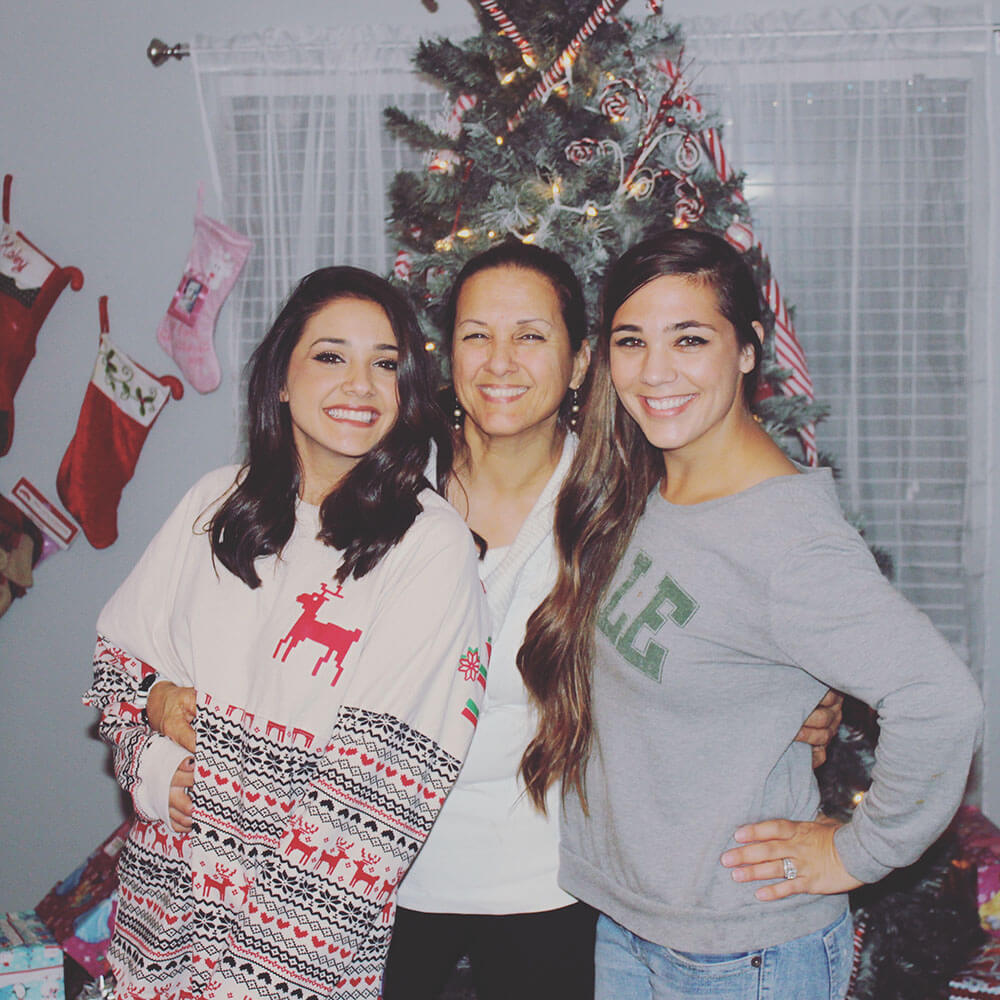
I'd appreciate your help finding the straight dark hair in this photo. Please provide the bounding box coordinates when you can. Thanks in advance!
[441,238,589,446]
[210,265,452,588]
[441,238,589,356]
[518,229,764,811]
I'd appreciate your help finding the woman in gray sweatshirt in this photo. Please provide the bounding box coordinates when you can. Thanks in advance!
[516,228,983,1000]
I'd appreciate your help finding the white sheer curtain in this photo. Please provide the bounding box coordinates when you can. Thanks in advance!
[678,5,994,690]
[190,25,447,406]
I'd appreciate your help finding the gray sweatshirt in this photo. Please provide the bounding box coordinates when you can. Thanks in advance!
[559,467,982,953]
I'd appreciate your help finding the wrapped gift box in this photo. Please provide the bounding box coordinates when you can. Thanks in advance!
[0,911,64,1000]
[953,806,1000,938]
[949,938,1000,998]
[35,821,129,977]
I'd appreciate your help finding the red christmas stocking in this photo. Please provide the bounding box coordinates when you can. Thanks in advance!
[156,183,252,394]
[0,174,84,455]
[57,297,184,549]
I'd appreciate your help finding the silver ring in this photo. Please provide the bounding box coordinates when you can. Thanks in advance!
[782,857,798,880]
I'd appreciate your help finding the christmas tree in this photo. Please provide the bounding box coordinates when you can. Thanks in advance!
[385,0,825,462]
[385,3,981,997]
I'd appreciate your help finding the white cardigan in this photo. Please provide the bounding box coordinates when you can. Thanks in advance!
[397,436,577,914]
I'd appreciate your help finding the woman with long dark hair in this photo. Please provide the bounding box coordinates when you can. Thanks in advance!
[84,266,489,1000]
[517,229,982,999]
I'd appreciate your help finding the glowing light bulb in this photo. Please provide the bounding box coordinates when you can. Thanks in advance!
[851,791,866,806]
[434,238,452,252]
[487,230,496,239]
[522,233,536,244]
[496,135,505,146]
[456,228,473,239]
[585,204,598,218]
[424,341,436,352]
[523,54,536,69]
[501,70,517,85]
[551,182,561,197]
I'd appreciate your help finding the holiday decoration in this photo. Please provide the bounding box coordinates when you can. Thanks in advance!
[0,492,42,620]
[949,939,1000,999]
[0,911,65,1000]
[155,184,251,394]
[384,0,826,461]
[7,477,78,563]
[0,479,74,619]
[953,806,1000,938]
[0,174,84,456]
[57,297,183,549]
[35,822,130,979]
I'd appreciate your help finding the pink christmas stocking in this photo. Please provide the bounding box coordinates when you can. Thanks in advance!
[156,184,252,394]
[0,174,84,455]
[58,297,184,549]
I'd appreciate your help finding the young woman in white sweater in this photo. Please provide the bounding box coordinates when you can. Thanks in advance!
[85,266,489,1000]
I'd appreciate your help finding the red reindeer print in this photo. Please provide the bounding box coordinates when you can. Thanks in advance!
[200,864,237,901]
[273,583,361,686]
[380,898,395,925]
[283,816,321,865]
[348,849,381,895]
[315,837,354,875]
[118,701,144,724]
[376,875,398,903]
[151,826,169,853]
[237,875,253,906]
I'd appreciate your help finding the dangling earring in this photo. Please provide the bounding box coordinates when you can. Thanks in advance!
[451,388,464,431]
[568,387,581,431]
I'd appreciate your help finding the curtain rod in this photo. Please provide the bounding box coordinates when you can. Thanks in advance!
[145,22,996,67]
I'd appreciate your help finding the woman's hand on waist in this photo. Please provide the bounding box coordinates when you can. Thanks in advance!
[720,816,863,900]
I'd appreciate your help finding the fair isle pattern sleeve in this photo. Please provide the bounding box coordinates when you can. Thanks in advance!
[83,634,160,812]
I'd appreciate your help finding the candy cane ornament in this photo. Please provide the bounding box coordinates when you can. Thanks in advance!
[477,0,538,67]
[507,0,630,131]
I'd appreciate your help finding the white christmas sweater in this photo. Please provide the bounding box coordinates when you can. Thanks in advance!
[84,466,490,1000]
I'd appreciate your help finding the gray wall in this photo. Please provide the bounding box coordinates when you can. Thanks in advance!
[2,0,996,912]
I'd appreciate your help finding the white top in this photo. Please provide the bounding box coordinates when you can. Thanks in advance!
[397,437,577,914]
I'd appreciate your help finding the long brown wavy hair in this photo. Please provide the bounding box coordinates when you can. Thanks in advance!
[516,229,764,811]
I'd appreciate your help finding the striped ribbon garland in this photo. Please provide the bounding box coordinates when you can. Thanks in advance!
[659,59,818,464]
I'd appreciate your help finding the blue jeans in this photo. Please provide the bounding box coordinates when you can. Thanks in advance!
[594,909,853,1000]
